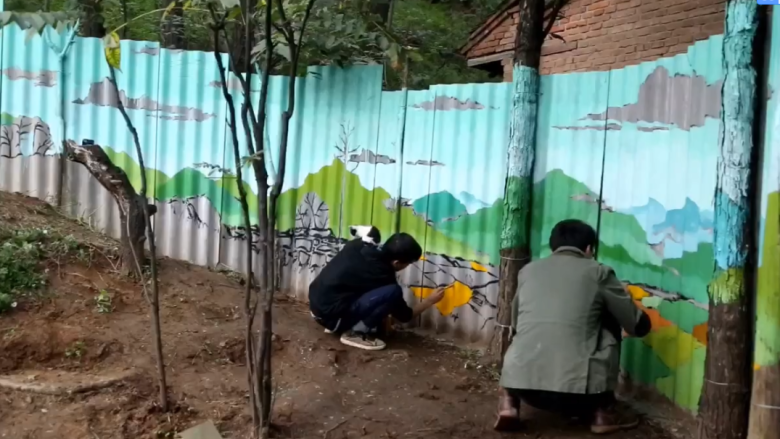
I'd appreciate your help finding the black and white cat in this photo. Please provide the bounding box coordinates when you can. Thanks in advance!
[349,225,381,246]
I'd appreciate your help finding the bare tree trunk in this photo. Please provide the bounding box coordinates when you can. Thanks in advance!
[210,0,310,433]
[77,0,106,38]
[63,140,153,277]
[485,0,544,365]
[213,27,260,432]
[121,0,129,38]
[250,1,315,435]
[210,2,272,433]
[252,3,274,435]
[64,142,163,399]
[109,65,169,412]
[242,20,264,437]
[160,0,186,49]
[120,199,148,276]
[697,1,758,439]
[369,0,392,24]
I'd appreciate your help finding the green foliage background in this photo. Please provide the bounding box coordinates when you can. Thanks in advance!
[4,0,505,89]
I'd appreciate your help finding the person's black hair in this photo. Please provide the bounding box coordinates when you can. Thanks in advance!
[549,219,597,253]
[383,232,423,263]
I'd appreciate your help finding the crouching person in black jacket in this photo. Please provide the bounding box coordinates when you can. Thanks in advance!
[308,231,444,351]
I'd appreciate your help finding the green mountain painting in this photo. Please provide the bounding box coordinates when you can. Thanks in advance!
[531,169,661,266]
[98,146,714,305]
[155,168,242,225]
[436,200,502,265]
[103,146,169,198]
[420,168,712,304]
[276,159,481,261]
[87,137,722,415]
[412,191,469,223]
[755,191,780,367]
[1,112,15,125]
[528,169,713,304]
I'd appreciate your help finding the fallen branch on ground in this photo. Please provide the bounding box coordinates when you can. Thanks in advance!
[0,369,138,395]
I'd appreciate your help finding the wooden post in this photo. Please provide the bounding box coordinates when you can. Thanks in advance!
[486,0,545,363]
[697,1,758,439]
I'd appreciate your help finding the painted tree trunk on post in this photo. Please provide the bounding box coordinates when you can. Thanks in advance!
[487,0,544,363]
[698,2,758,439]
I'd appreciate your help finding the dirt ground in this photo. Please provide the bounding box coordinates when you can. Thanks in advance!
[0,192,675,439]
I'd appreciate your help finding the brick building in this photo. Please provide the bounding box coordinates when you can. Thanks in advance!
[460,0,726,80]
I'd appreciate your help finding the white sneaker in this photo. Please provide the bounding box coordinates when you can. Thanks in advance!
[339,331,386,351]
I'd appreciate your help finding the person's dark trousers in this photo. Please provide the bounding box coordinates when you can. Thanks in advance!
[343,284,407,333]
[507,389,616,419]
[313,284,408,334]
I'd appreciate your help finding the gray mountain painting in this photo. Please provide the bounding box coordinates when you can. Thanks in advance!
[73,78,215,122]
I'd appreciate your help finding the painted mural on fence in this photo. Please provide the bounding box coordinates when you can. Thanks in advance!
[0,24,509,341]
[0,23,739,413]
[750,10,780,428]
[532,36,727,412]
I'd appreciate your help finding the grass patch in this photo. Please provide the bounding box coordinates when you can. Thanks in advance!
[0,225,86,313]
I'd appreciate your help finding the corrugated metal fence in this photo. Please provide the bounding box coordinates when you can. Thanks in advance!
[1,17,779,415]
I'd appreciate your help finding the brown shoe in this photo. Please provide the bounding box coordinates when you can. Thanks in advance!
[493,391,522,432]
[590,407,639,435]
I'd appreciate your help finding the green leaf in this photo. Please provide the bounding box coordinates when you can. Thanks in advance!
[220,0,241,8]
[276,44,292,61]
[227,6,243,21]
[407,49,423,63]
[386,42,399,70]
[378,36,389,51]
[162,1,179,21]
[103,32,122,71]
[252,40,268,56]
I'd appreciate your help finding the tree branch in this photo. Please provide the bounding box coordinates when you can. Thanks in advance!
[63,140,139,203]
[272,0,316,199]
[209,9,262,428]
[275,0,292,41]
[106,54,168,412]
[295,0,316,65]
[543,0,568,40]
[221,26,262,153]
[257,0,276,183]
[272,22,290,41]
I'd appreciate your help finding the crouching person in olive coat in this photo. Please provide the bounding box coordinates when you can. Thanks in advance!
[494,219,651,435]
